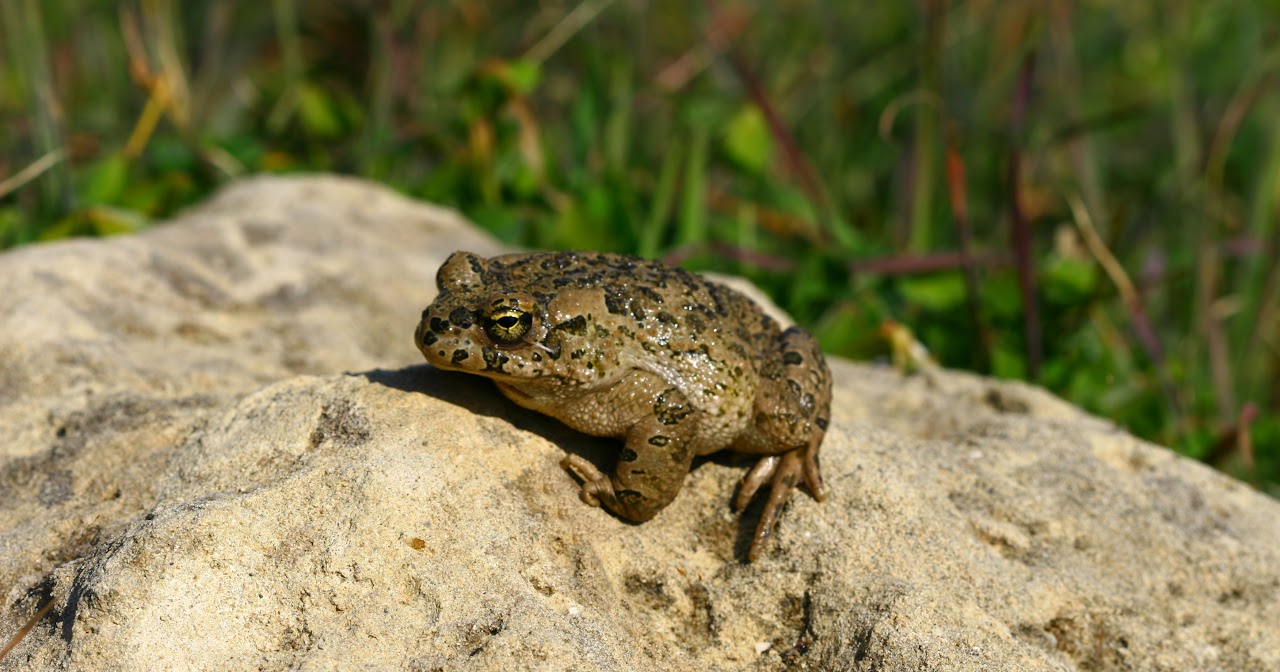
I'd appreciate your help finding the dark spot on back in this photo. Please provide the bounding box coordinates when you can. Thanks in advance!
[637,286,663,304]
[604,290,628,316]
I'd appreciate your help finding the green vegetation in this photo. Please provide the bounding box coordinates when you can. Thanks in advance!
[2,1,1277,493]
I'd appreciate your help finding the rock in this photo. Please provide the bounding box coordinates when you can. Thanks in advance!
[2,175,1278,671]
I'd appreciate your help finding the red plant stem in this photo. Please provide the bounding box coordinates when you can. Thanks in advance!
[701,0,831,236]
[1239,402,1258,473]
[727,51,830,224]
[1009,53,1041,379]
[849,250,1003,275]
[946,139,992,370]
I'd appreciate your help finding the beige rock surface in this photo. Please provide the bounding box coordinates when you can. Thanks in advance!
[2,175,1278,671]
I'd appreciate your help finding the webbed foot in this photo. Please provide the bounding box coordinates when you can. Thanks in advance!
[735,442,824,562]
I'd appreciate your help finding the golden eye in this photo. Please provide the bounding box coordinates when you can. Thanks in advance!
[483,306,533,344]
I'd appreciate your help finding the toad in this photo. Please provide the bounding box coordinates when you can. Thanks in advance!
[414,251,831,561]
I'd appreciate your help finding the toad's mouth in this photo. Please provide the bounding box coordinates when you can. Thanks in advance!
[493,380,530,401]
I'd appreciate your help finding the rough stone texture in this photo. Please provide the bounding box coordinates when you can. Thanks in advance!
[2,175,1278,671]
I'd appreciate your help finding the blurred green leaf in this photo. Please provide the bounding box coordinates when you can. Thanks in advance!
[681,99,730,129]
[499,59,541,95]
[298,83,343,138]
[980,274,1023,319]
[757,182,819,237]
[829,213,868,252]
[1178,428,1214,462]
[813,300,883,359]
[37,216,79,242]
[991,343,1027,380]
[898,272,966,312]
[0,206,24,245]
[216,135,267,169]
[116,181,166,215]
[550,191,616,252]
[469,205,526,241]
[1042,257,1098,304]
[677,126,709,245]
[81,154,128,206]
[39,205,148,241]
[638,138,682,258]
[86,205,148,236]
[722,105,772,174]
[147,138,198,172]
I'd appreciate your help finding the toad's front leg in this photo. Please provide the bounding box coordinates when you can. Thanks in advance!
[561,394,697,522]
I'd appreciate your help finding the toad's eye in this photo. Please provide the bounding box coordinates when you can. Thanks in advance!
[483,306,533,344]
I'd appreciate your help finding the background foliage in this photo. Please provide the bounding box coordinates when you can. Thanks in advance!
[2,0,1278,494]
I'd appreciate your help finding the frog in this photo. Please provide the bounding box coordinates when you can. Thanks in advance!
[414,250,831,561]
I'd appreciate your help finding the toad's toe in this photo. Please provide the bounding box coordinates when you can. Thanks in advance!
[746,449,805,562]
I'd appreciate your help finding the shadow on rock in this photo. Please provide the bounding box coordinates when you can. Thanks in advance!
[359,363,619,472]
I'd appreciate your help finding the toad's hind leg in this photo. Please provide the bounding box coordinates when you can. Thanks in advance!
[742,327,831,497]
[735,326,832,560]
